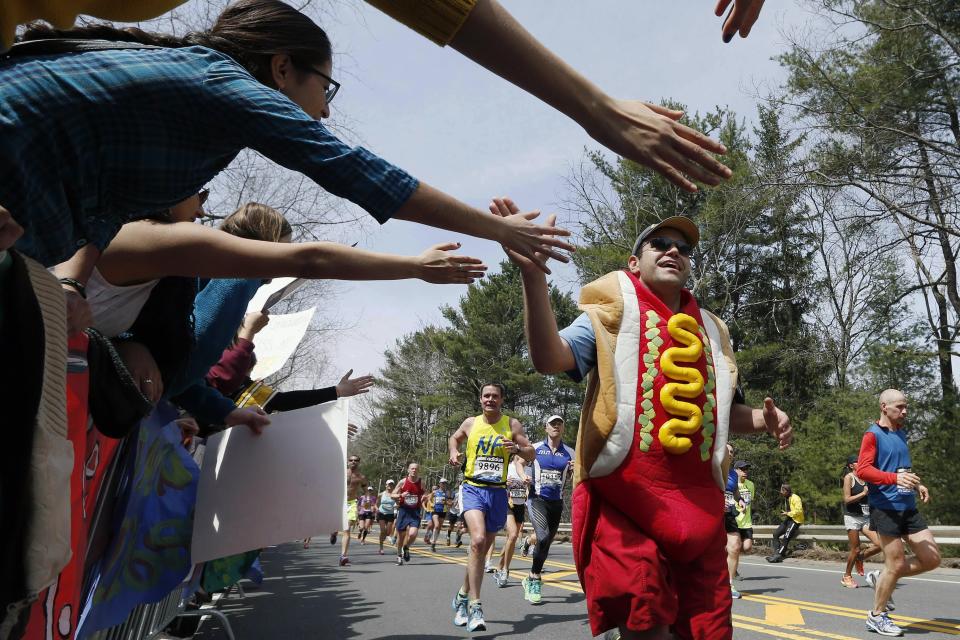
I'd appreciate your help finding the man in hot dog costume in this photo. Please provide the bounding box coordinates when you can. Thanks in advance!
[493,198,792,639]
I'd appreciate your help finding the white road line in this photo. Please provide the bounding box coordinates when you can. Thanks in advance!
[739,560,960,585]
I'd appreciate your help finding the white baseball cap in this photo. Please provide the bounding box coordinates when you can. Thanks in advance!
[385,479,396,485]
[439,477,449,483]
[546,415,564,425]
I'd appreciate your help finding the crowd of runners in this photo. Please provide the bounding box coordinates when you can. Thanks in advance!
[327,384,942,639]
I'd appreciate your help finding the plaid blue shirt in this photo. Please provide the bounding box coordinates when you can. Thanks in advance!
[0,45,419,266]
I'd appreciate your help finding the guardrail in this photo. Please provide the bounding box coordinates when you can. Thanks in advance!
[477,523,960,546]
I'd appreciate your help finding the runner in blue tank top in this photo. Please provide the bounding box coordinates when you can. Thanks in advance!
[856,389,940,637]
[521,415,575,605]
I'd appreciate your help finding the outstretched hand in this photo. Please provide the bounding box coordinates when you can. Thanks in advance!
[225,406,271,435]
[587,100,732,193]
[416,242,488,284]
[763,397,792,450]
[336,369,374,398]
[489,197,563,274]
[489,201,574,275]
[715,0,765,42]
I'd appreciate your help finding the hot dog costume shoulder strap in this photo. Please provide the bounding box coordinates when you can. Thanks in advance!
[573,270,738,490]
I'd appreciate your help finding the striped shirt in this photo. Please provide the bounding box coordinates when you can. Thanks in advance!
[0,44,418,266]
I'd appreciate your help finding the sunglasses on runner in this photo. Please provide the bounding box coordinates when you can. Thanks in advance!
[647,236,693,257]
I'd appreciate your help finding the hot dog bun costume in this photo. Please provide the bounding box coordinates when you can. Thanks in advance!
[571,269,739,639]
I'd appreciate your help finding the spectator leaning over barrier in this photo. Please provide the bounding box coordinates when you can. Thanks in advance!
[2,0,572,324]
[856,389,941,637]
[72,198,472,431]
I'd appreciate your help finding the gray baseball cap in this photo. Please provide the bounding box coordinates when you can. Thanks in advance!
[631,216,700,257]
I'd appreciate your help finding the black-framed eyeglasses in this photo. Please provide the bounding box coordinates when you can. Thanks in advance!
[306,67,340,104]
[647,236,693,257]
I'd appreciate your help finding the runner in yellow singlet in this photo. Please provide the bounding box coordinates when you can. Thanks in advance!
[448,382,535,631]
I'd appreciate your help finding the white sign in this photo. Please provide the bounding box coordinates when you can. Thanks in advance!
[246,277,306,313]
[249,307,316,380]
[191,401,349,564]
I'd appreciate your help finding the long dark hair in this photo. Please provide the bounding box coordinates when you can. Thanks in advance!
[19,0,332,87]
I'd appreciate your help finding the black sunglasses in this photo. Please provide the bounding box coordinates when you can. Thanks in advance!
[647,236,693,257]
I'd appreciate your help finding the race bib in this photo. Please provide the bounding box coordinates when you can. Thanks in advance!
[540,469,563,486]
[724,491,736,509]
[434,494,446,507]
[404,494,420,507]
[473,455,504,481]
[510,487,528,500]
[740,489,752,506]
[861,503,870,516]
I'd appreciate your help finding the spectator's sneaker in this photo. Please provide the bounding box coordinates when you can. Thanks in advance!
[765,554,784,563]
[521,539,531,557]
[452,592,469,626]
[403,546,411,562]
[329,533,337,545]
[338,555,350,567]
[494,569,508,588]
[522,576,542,604]
[841,575,858,588]
[731,584,742,599]
[865,611,903,636]
[467,603,486,632]
[865,570,895,609]
[485,560,495,573]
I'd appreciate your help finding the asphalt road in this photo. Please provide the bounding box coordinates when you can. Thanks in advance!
[193,533,960,639]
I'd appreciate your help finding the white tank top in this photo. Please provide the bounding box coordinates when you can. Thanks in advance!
[85,267,160,337]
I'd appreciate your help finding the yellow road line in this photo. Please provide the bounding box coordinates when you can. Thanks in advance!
[744,593,960,635]
[735,614,860,640]
[764,604,805,626]
[732,619,827,640]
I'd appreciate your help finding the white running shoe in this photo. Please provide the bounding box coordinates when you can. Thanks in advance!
[484,560,495,573]
[452,592,469,627]
[495,569,508,588]
[467,603,486,632]
[865,610,903,636]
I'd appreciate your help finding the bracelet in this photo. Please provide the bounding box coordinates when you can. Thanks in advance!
[58,277,87,299]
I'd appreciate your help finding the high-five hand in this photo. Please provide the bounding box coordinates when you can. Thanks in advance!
[715,0,765,42]
[763,397,792,450]
[417,242,488,284]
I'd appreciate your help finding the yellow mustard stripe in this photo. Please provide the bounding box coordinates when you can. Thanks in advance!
[659,313,704,454]
[744,594,960,635]
[363,0,478,46]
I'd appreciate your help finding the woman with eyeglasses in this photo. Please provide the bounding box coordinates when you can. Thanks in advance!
[2,0,572,319]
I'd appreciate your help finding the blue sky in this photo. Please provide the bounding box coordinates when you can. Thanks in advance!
[317,0,810,383]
